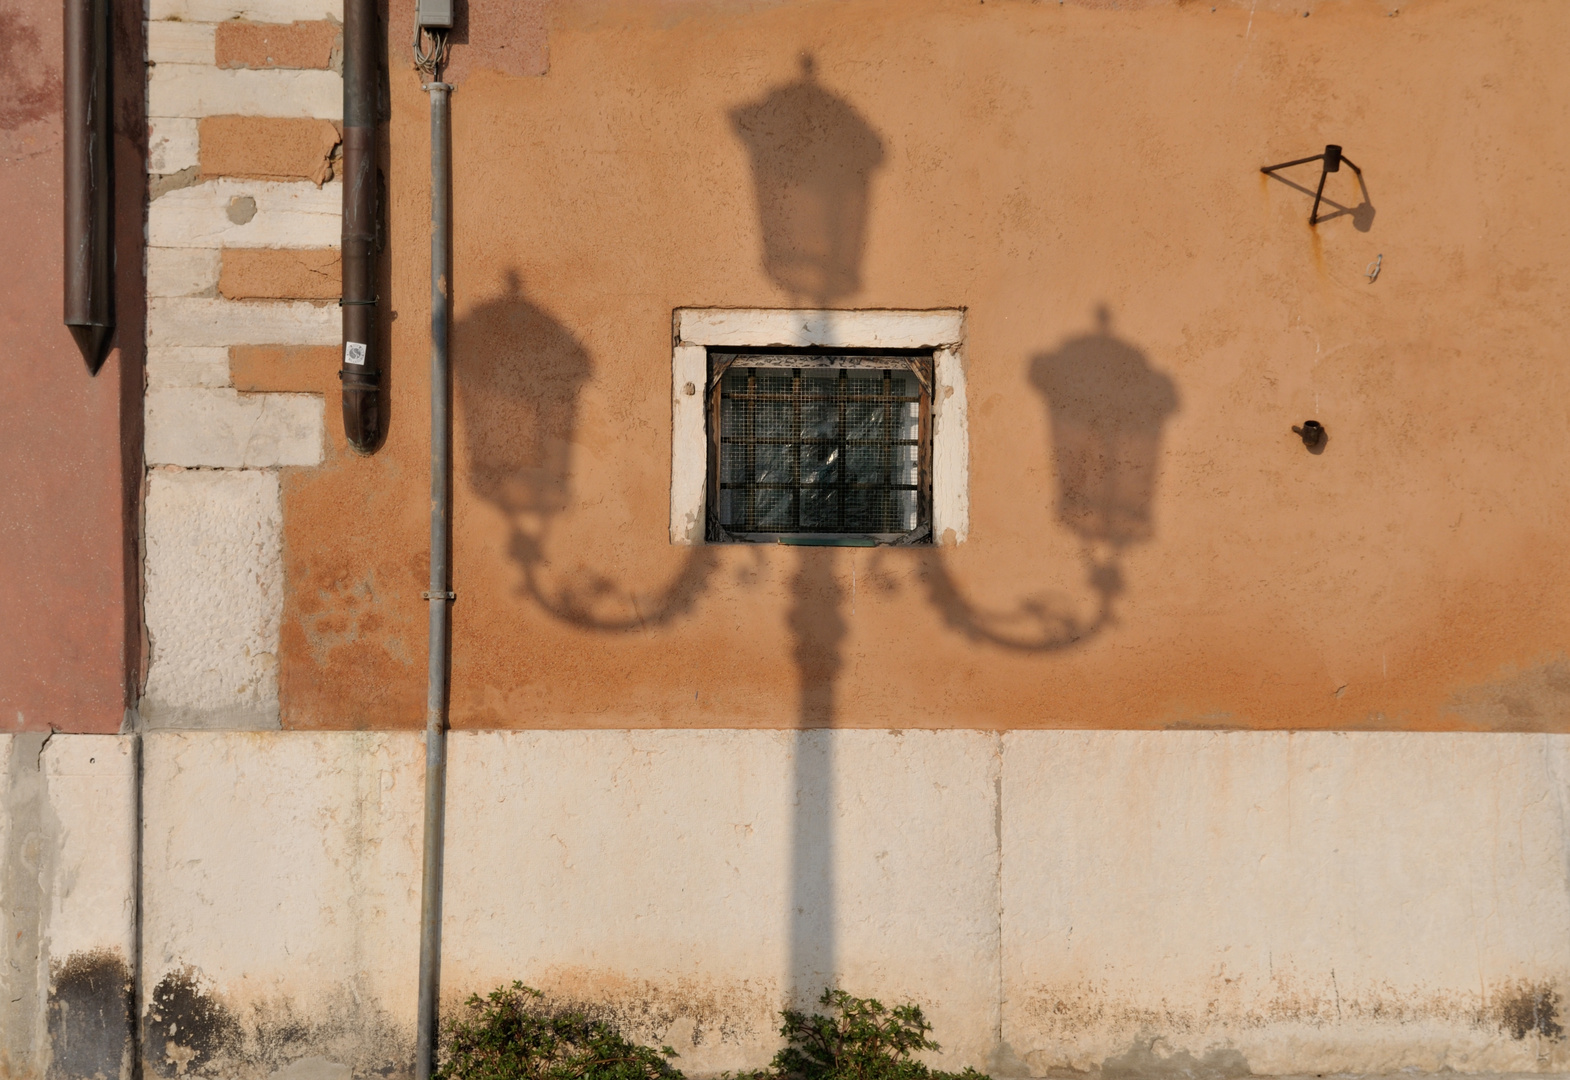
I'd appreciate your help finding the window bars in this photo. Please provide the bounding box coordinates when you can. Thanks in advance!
[707,352,933,545]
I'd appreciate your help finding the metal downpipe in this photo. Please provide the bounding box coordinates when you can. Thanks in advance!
[340,0,382,451]
[63,0,115,373]
[415,75,453,1080]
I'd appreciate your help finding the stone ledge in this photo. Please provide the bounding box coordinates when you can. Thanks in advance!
[148,20,215,64]
[147,347,231,389]
[146,387,324,467]
[147,246,220,298]
[151,0,341,20]
[148,297,338,348]
[149,178,340,249]
[150,64,341,120]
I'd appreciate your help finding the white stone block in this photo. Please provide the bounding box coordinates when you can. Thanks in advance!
[1000,730,1570,1075]
[149,0,341,20]
[148,297,338,348]
[147,20,215,64]
[147,347,231,389]
[148,179,340,249]
[142,469,283,729]
[149,64,342,120]
[1,734,138,1077]
[146,387,323,467]
[148,116,199,175]
[41,737,138,958]
[146,246,220,297]
[142,733,420,1027]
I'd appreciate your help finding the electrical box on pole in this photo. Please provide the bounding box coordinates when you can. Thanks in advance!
[416,0,452,29]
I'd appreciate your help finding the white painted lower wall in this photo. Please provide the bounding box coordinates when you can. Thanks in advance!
[0,734,138,1080]
[5,730,1570,1080]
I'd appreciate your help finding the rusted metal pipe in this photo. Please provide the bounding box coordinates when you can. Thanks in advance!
[64,0,115,373]
[340,0,383,451]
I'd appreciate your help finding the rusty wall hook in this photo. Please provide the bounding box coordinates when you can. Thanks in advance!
[1292,420,1326,449]
[1261,144,1362,225]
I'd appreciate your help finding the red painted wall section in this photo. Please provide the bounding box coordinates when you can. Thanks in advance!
[0,0,143,734]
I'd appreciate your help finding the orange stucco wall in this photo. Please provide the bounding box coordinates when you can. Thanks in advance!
[279,0,1570,732]
[0,0,142,734]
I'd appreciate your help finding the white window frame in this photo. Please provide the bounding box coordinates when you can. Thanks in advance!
[670,308,968,545]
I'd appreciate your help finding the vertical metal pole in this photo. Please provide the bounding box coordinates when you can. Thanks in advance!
[415,78,453,1080]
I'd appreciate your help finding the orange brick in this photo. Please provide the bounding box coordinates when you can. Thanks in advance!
[199,116,340,184]
[230,345,341,394]
[221,249,342,302]
[216,20,340,70]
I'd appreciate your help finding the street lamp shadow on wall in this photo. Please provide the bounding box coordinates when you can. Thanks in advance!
[457,53,1183,650]
[730,53,885,308]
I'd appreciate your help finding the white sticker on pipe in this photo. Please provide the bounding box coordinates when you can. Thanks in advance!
[344,342,367,366]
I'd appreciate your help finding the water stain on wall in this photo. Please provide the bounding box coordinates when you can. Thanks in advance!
[0,6,61,132]
[144,969,242,1077]
[142,968,412,1080]
[1022,975,1568,1072]
[1445,656,1570,732]
[1101,1039,1251,1080]
[47,949,133,1080]
[502,969,778,1053]
[1495,982,1563,1042]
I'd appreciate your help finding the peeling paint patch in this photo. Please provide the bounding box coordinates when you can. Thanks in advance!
[47,949,133,1080]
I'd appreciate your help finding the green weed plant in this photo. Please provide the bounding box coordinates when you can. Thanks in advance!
[437,983,683,1080]
[437,985,987,1080]
[741,990,988,1080]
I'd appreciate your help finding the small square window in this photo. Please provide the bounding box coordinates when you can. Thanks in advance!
[669,309,966,547]
[707,352,932,545]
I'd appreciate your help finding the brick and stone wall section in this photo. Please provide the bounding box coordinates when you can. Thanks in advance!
[142,0,346,730]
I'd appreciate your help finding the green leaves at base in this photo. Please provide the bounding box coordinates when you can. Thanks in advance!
[437,983,683,1080]
[736,990,989,1080]
[437,985,988,1080]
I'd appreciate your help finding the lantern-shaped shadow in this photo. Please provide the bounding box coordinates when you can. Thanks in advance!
[914,305,1179,652]
[456,270,716,628]
[730,55,884,304]
[1030,305,1180,554]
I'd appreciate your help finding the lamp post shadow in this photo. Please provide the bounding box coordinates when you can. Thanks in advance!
[456,60,1184,1034]
[455,270,718,631]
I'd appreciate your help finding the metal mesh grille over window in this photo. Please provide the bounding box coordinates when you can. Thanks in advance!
[709,353,931,543]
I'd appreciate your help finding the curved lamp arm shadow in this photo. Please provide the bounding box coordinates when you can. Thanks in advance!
[917,549,1124,654]
[507,526,720,632]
